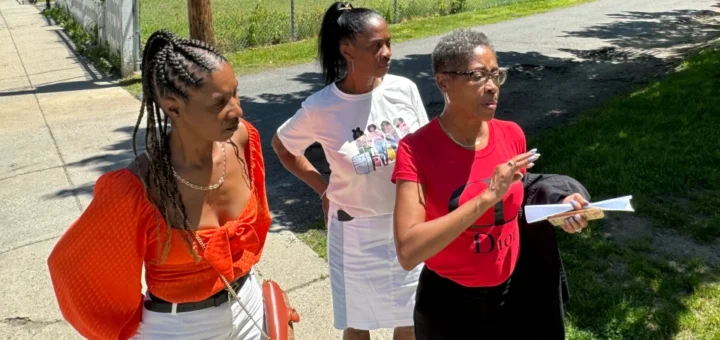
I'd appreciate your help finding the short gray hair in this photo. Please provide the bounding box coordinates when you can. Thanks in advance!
[431,28,494,75]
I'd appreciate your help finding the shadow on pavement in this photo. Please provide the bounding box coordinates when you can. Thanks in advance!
[248,7,720,233]
[49,6,720,229]
[46,6,720,338]
[0,80,119,97]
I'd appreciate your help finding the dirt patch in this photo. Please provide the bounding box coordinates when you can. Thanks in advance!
[297,6,720,232]
[602,215,720,264]
[436,8,720,135]
[559,46,659,62]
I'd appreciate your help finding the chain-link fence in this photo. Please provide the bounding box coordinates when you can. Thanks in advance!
[140,0,536,53]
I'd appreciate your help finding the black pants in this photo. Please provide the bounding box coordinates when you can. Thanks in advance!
[413,267,519,340]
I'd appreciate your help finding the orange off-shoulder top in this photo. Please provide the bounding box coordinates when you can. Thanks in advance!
[46,121,272,340]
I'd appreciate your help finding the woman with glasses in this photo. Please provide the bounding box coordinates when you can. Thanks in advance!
[391,28,590,339]
[272,2,428,339]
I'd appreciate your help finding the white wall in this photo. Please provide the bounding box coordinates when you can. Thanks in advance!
[56,0,139,77]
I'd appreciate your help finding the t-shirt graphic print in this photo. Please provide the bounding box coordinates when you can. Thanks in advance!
[351,118,409,175]
[276,74,429,218]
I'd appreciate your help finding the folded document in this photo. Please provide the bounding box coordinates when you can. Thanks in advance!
[524,195,634,224]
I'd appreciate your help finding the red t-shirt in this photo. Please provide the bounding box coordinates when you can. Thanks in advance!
[391,118,527,287]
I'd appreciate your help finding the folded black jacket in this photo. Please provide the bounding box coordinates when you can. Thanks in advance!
[509,172,591,339]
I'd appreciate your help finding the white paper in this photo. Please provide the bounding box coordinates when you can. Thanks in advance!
[524,195,634,224]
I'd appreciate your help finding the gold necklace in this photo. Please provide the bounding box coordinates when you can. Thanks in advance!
[437,118,480,149]
[172,143,226,191]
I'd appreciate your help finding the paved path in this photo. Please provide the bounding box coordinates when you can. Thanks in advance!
[0,1,345,339]
[1,0,718,339]
[244,0,720,231]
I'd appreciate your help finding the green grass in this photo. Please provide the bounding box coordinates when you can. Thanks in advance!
[43,7,120,75]
[119,76,142,98]
[295,46,720,338]
[558,222,720,339]
[528,45,720,338]
[139,0,568,52]
[530,48,720,242]
[295,219,328,261]
[225,0,593,75]
[123,0,593,97]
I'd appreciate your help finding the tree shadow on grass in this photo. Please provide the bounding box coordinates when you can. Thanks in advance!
[44,5,720,338]
[556,219,720,339]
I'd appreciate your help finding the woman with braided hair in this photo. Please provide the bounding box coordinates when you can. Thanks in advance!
[47,29,272,339]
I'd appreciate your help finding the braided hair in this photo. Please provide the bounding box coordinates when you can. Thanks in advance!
[133,29,227,261]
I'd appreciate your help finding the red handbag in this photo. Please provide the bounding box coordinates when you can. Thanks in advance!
[192,232,300,339]
[262,280,301,340]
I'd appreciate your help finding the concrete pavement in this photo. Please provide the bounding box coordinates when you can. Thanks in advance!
[2,0,719,339]
[0,1,136,339]
[247,0,720,231]
[0,1,350,339]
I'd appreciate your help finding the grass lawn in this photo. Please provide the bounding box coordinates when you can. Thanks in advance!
[295,46,720,338]
[139,0,574,52]
[123,0,594,97]
[296,220,329,261]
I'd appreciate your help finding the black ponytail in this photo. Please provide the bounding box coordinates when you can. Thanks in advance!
[318,2,382,85]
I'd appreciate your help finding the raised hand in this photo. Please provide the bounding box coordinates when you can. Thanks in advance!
[485,149,539,202]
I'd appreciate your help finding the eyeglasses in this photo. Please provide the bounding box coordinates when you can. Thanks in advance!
[442,68,508,86]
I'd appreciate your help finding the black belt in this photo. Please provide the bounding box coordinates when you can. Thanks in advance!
[144,273,250,313]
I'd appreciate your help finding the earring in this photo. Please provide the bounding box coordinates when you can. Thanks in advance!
[350,59,355,73]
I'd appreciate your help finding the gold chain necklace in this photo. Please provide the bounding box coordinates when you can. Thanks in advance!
[172,142,227,191]
[437,118,480,149]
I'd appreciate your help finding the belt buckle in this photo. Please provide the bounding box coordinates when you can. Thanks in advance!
[213,290,228,307]
[220,281,240,305]
[231,279,243,292]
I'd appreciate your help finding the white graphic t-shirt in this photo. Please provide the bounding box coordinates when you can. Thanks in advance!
[277,74,429,218]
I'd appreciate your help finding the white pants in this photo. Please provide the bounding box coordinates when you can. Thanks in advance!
[132,271,265,340]
[328,204,423,330]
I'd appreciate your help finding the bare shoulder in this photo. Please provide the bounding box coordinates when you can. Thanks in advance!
[231,119,251,149]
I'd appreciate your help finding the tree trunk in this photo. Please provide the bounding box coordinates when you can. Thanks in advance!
[187,0,215,46]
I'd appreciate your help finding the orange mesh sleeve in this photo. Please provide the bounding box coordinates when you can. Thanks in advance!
[47,170,149,340]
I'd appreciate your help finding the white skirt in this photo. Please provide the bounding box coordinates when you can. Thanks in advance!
[132,270,266,340]
[327,204,423,330]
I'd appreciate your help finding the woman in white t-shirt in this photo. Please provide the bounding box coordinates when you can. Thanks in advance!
[271,2,428,339]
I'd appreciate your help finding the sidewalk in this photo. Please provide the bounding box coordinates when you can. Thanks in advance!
[3,0,719,338]
[0,1,355,339]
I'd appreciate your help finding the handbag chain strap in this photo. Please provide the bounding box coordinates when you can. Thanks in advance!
[191,230,271,340]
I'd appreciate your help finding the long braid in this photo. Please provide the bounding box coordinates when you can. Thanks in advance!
[181,38,226,61]
[155,45,188,99]
[169,52,198,87]
[175,44,215,72]
[132,29,227,262]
